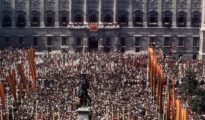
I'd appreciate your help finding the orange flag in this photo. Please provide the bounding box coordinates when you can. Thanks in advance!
[17,64,30,97]
[172,80,176,120]
[0,83,6,111]
[166,85,170,120]
[6,70,17,103]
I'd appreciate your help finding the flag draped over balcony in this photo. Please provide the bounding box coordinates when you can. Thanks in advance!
[88,23,98,32]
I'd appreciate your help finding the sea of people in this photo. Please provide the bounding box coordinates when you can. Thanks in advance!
[0,48,205,119]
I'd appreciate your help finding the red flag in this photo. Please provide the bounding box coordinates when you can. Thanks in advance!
[17,64,30,97]
[0,83,6,111]
[172,80,176,120]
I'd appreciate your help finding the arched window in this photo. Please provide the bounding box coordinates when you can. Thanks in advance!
[118,11,128,26]
[133,10,143,27]
[59,11,68,26]
[16,11,26,27]
[162,11,172,27]
[88,12,98,23]
[2,11,12,27]
[31,11,40,27]
[191,11,201,27]
[45,11,55,27]
[177,11,187,27]
[74,13,83,23]
[148,11,158,27]
[103,12,113,23]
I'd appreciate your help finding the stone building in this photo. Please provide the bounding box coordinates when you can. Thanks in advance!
[0,0,202,58]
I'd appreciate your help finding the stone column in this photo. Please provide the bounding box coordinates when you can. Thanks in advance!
[128,0,133,27]
[69,36,75,52]
[98,0,102,24]
[55,0,59,27]
[84,0,87,24]
[69,0,72,24]
[187,0,191,27]
[40,0,45,27]
[199,0,205,59]
[26,0,30,27]
[0,0,2,28]
[12,0,16,28]
[83,37,88,52]
[143,0,147,27]
[113,36,118,52]
[172,0,177,27]
[113,0,117,23]
[158,0,162,27]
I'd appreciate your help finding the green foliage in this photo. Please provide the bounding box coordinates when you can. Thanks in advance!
[181,68,198,95]
[190,88,205,112]
[180,68,205,112]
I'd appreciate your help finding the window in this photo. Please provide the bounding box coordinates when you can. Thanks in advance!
[33,37,38,46]
[45,11,55,27]
[105,37,111,46]
[164,37,171,46]
[120,37,126,46]
[162,11,172,27]
[178,37,185,46]
[148,11,158,27]
[89,13,98,23]
[76,37,82,46]
[18,37,24,45]
[149,37,156,46]
[193,37,199,47]
[2,12,11,27]
[133,10,143,27]
[191,11,201,27]
[118,11,128,26]
[31,11,40,27]
[16,11,26,27]
[60,11,68,26]
[4,37,10,44]
[135,37,140,46]
[103,13,113,23]
[62,37,67,46]
[47,37,53,46]
[177,11,187,27]
[74,14,83,23]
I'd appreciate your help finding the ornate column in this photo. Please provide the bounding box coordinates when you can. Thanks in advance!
[128,0,133,27]
[83,36,88,52]
[26,0,30,27]
[143,0,147,27]
[0,0,2,28]
[84,0,87,24]
[199,0,205,59]
[113,0,117,23]
[69,0,72,24]
[55,0,59,27]
[172,0,177,27]
[187,0,191,27]
[98,0,102,24]
[40,0,45,27]
[158,0,162,27]
[12,0,16,28]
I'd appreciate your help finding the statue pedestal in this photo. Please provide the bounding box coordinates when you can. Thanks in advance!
[76,107,91,120]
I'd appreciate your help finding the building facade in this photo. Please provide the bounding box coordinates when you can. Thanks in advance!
[0,0,202,58]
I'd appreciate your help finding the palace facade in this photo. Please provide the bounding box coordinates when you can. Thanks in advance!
[0,0,203,58]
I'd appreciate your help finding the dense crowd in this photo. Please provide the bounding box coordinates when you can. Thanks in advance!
[0,48,204,119]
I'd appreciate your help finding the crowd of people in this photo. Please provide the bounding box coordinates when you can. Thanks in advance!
[0,48,204,119]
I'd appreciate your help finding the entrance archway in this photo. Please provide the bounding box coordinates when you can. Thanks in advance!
[88,37,98,51]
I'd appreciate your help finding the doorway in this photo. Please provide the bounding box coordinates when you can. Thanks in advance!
[88,37,98,51]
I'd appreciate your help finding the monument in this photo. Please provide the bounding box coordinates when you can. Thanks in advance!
[76,74,91,120]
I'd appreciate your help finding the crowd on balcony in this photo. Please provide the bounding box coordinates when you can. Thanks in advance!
[1,10,201,28]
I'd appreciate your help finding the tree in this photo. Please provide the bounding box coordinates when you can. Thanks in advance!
[180,68,205,112]
[180,68,198,95]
